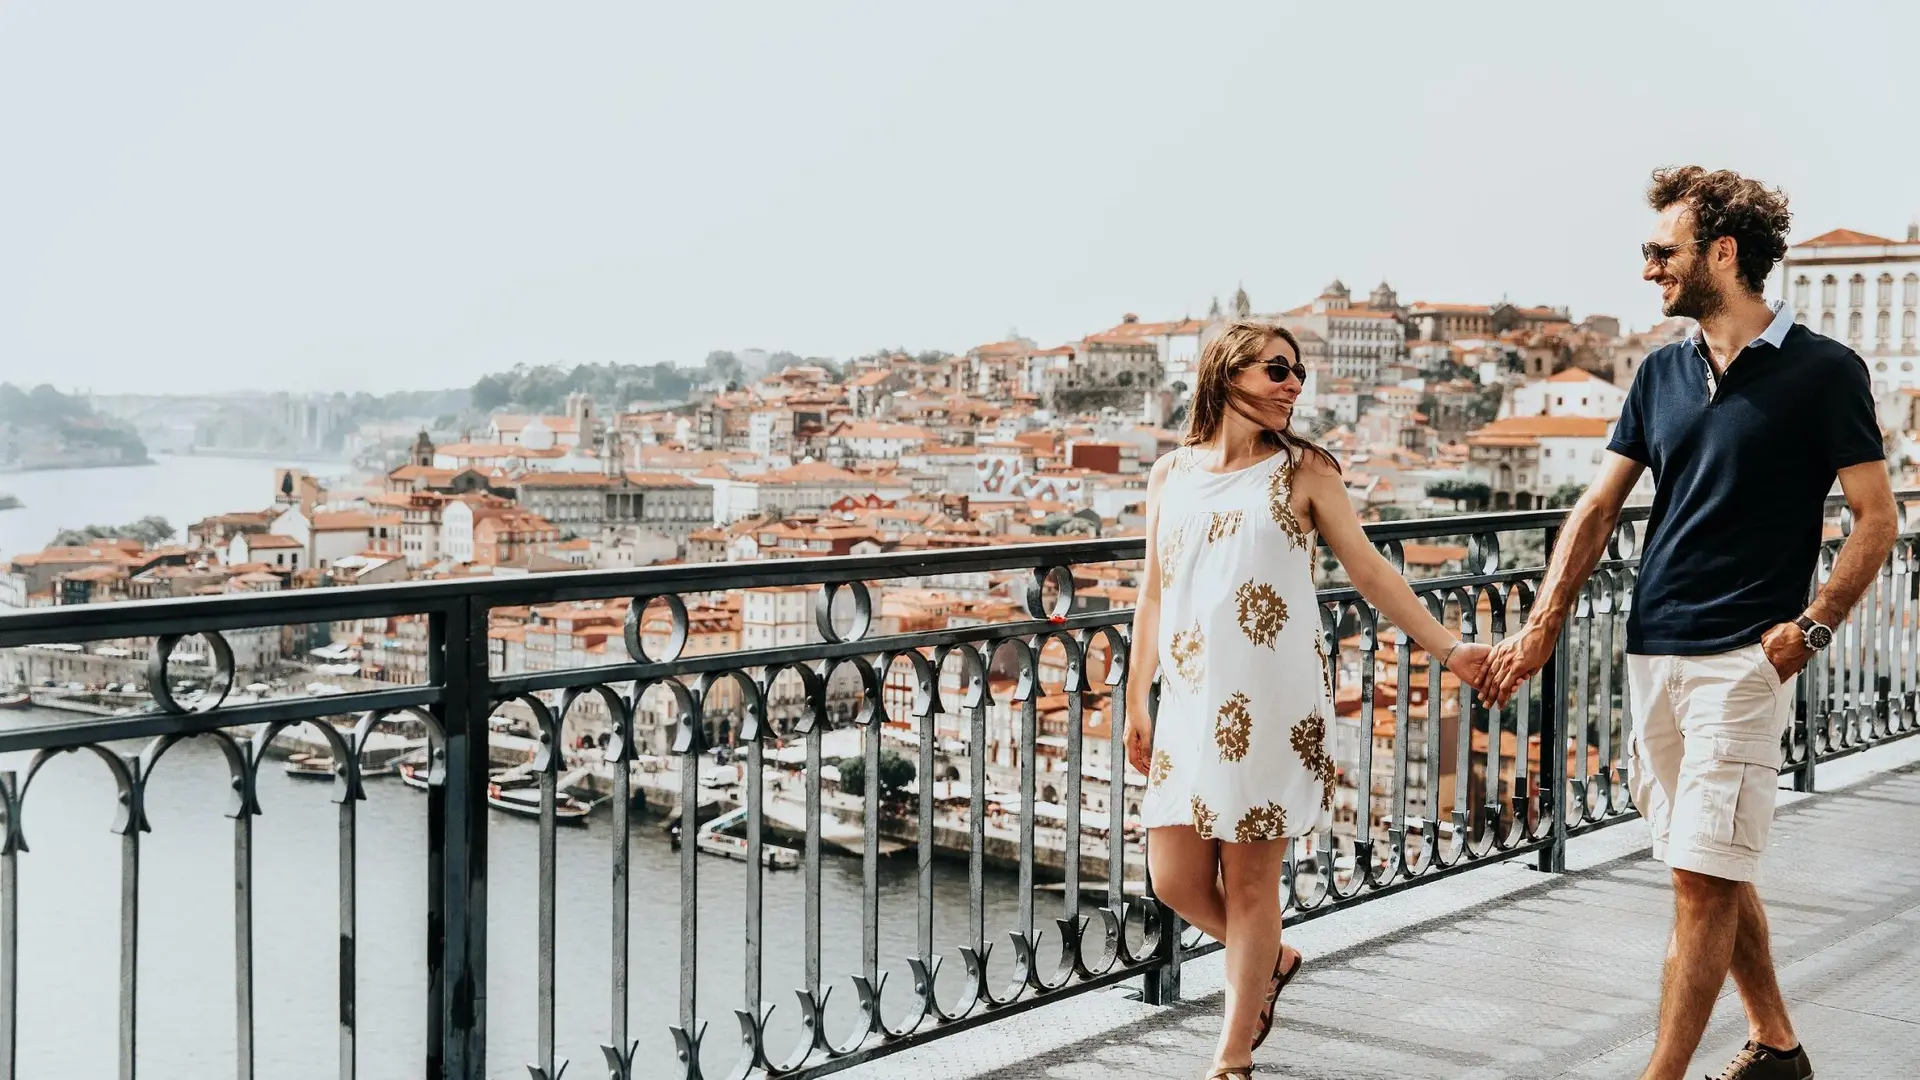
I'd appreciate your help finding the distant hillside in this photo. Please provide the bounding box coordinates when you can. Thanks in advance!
[0,383,149,471]
[471,362,697,413]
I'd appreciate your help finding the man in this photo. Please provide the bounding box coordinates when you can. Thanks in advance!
[1485,166,1897,1080]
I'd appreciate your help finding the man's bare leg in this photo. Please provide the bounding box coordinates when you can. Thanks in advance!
[1728,881,1797,1051]
[1641,868,1740,1080]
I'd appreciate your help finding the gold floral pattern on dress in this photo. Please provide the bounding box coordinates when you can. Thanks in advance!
[1214,691,1253,762]
[1267,455,1310,551]
[1149,750,1174,788]
[1191,795,1219,838]
[1170,623,1206,686]
[1290,710,1337,811]
[1158,523,1185,589]
[1235,580,1288,647]
[1206,510,1243,543]
[1233,801,1289,843]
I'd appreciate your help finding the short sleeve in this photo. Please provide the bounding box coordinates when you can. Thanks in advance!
[1824,352,1885,470]
[1605,355,1653,465]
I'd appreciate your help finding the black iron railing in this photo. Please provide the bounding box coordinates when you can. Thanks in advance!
[0,500,1914,1079]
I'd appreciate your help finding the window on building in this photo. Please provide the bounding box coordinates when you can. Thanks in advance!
[1907,274,1920,308]
[1821,311,1836,336]
[1849,311,1863,339]
[1907,310,1917,342]
[1851,275,1866,308]
[1796,310,1808,324]
[1880,274,1895,308]
[1879,310,1892,340]
[1794,276,1810,309]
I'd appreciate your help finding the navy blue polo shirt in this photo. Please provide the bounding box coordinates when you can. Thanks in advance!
[1607,303,1884,655]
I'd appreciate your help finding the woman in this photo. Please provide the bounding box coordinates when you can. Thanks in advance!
[1123,321,1489,1078]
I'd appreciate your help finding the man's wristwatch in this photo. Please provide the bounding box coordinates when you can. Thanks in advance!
[1794,615,1834,651]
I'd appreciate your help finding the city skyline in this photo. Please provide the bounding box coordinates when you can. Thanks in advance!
[3,2,1918,395]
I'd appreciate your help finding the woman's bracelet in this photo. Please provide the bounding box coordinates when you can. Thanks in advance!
[1440,639,1462,667]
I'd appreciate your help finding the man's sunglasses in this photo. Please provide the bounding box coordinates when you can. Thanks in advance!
[1641,237,1713,265]
[1262,359,1308,384]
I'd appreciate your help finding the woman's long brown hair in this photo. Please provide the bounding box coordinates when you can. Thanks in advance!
[1181,320,1339,473]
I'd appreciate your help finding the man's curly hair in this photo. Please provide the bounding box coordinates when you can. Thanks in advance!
[1646,166,1792,295]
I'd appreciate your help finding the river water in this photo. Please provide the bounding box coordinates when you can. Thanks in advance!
[0,454,350,561]
[5,709,1100,1077]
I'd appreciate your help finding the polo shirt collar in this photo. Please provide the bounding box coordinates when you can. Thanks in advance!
[1684,300,1793,351]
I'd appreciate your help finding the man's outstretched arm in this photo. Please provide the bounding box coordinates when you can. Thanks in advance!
[1486,452,1645,704]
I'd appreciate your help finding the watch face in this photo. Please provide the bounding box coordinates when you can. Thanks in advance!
[1807,624,1833,650]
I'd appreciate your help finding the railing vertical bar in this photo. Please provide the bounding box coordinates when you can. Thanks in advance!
[1537,525,1567,873]
[1596,599,1615,808]
[338,773,357,1080]
[1353,629,1378,874]
[1062,673,1084,946]
[966,697,986,970]
[432,597,491,1079]
[1425,644,1443,846]
[1391,632,1411,875]
[234,806,254,1080]
[608,727,631,1063]
[118,756,140,1080]
[1575,592,1593,815]
[916,697,936,975]
[535,759,558,1077]
[743,726,765,1031]
[677,706,701,1038]
[1,772,18,1080]
[1106,660,1127,912]
[861,713,881,993]
[804,706,824,1002]
[1016,692,1038,959]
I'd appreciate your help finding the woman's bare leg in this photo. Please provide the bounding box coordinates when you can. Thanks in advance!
[1147,825,1227,939]
[1214,838,1286,1070]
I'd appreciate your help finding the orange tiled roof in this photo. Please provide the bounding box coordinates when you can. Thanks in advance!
[1794,228,1902,248]
[1469,416,1611,438]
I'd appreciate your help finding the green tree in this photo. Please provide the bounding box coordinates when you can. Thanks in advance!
[1425,479,1491,511]
[703,350,743,383]
[53,515,174,548]
[1545,483,1586,508]
[837,749,916,799]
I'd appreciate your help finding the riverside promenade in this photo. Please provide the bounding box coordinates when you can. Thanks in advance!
[857,747,1920,1080]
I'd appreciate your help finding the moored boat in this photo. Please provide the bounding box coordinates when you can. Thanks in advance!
[690,808,800,870]
[285,752,336,780]
[486,782,594,825]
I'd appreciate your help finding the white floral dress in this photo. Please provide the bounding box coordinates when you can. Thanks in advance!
[1141,446,1335,842]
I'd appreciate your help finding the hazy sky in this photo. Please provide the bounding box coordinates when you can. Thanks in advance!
[3,2,1915,396]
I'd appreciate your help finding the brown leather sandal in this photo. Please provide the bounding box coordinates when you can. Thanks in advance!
[1249,944,1303,1051]
[1207,1067,1255,1079]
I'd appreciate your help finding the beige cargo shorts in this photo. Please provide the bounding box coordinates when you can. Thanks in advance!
[1625,642,1794,883]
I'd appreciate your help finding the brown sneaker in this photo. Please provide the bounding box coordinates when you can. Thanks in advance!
[1709,1040,1813,1079]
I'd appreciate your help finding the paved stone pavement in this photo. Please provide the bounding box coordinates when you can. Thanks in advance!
[968,763,1920,1080]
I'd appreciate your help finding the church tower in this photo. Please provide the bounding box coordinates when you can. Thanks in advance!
[1233,285,1251,318]
[411,430,435,468]
[602,427,624,478]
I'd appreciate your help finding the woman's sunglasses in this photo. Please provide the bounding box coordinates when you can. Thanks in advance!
[1262,359,1308,385]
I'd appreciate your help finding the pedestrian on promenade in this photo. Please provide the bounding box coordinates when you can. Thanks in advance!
[1124,320,1492,1078]
[1484,166,1898,1080]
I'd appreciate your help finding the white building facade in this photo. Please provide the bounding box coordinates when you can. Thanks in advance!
[1783,226,1920,418]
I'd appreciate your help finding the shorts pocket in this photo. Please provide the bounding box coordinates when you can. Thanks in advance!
[1749,644,1784,690]
[1712,733,1782,853]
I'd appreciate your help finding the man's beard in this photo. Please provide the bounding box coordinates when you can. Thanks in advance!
[1663,256,1725,321]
